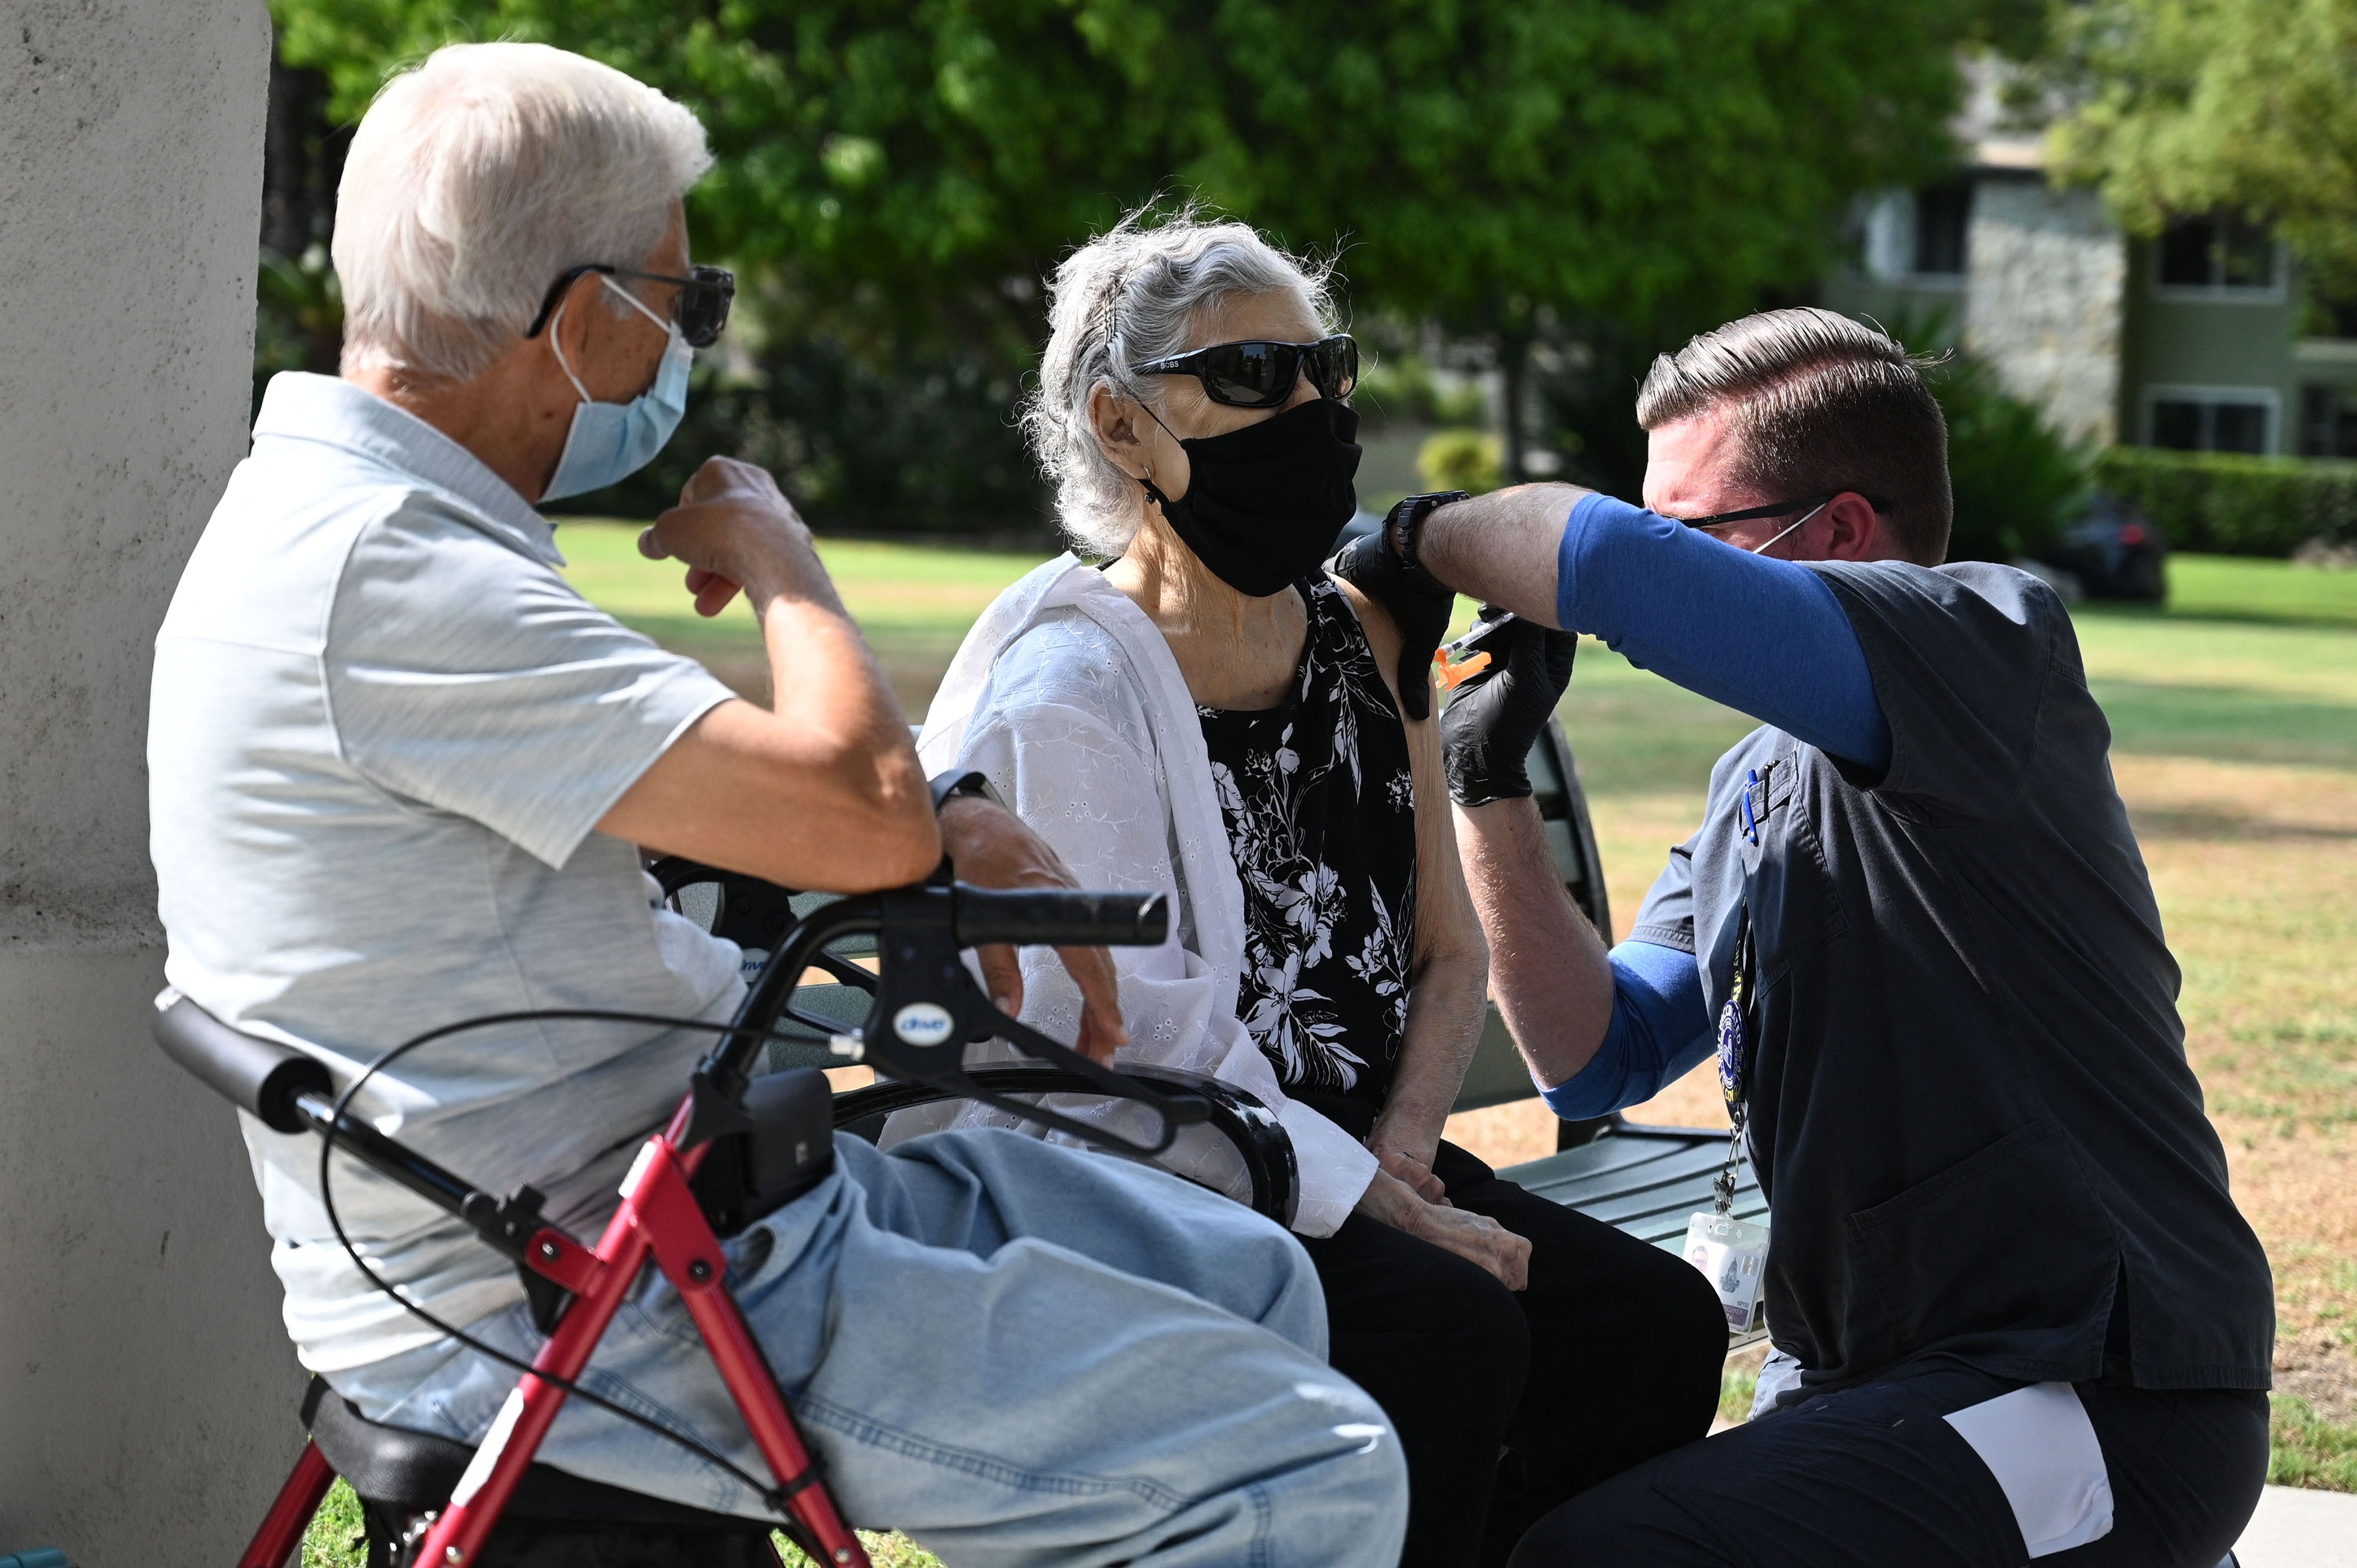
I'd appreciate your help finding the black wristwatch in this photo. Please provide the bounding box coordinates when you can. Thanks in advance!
[1387,490,1468,585]
[929,768,997,813]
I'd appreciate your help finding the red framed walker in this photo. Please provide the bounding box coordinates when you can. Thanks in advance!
[156,879,1218,1568]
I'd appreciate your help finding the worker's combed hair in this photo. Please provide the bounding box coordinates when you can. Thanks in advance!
[1635,308,1952,565]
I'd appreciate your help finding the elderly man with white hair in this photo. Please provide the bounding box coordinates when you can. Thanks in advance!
[148,42,1404,1567]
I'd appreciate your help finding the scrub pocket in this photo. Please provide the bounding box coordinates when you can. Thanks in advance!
[1843,1118,2116,1371]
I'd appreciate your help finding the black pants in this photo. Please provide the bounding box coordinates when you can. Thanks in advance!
[1507,1357,2269,1568]
[1298,1131,1728,1568]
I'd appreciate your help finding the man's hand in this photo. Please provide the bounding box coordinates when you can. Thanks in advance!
[638,457,839,619]
[1440,607,1577,807]
[1331,502,1458,720]
[937,795,1130,1064]
[1358,1168,1530,1290]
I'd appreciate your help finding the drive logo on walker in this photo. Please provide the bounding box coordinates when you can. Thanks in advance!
[892,1002,956,1045]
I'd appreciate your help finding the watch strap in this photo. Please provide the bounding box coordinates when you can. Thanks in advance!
[929,768,996,813]
[1391,489,1469,583]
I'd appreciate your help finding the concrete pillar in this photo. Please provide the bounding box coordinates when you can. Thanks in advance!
[1964,177,2128,445]
[0,5,294,1564]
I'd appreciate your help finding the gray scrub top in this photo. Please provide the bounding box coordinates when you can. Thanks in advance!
[1632,559,2273,1400]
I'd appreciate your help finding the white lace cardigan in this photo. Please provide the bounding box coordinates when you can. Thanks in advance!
[884,553,1381,1236]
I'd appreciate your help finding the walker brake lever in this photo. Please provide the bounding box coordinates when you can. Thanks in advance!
[963,992,1213,1158]
[857,886,1210,1157]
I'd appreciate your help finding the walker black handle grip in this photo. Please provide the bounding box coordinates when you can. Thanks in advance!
[151,990,332,1134]
[949,888,1169,949]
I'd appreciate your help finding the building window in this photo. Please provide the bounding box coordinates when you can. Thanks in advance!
[1912,182,1972,276]
[2155,213,2284,296]
[2300,287,2357,341]
[2300,385,2357,458]
[2145,386,2277,454]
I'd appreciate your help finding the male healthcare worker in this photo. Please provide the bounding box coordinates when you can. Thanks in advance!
[1336,308,2274,1568]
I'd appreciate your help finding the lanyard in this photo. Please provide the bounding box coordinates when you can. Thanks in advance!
[1712,902,1755,1216]
[1714,758,1774,1217]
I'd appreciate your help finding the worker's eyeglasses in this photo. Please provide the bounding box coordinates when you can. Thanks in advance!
[1134,335,1359,409]
[1675,493,1889,531]
[1682,494,1887,556]
[524,263,737,349]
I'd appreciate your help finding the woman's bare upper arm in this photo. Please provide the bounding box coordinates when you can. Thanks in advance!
[1329,575,1484,972]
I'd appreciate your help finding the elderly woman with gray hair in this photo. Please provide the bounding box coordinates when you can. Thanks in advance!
[907,214,1727,1566]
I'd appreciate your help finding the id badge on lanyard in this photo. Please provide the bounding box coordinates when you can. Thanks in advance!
[1684,767,1771,1332]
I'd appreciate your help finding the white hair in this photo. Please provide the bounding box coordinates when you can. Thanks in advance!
[1021,209,1338,556]
[334,42,714,384]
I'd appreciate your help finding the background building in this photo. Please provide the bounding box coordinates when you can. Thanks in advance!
[1828,123,2357,461]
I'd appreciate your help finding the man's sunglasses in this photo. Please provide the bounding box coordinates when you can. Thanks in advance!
[1134,334,1359,409]
[1676,492,1890,530]
[524,263,737,349]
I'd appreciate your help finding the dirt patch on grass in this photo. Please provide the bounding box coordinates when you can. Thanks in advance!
[2115,755,2357,1388]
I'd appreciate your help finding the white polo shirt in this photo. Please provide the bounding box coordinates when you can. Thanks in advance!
[150,372,741,1372]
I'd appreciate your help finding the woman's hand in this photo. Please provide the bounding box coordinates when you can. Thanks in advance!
[1376,1146,1450,1206]
[1356,1168,1531,1291]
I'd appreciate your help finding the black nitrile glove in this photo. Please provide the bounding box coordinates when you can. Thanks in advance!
[1329,494,1462,720]
[1441,605,1577,806]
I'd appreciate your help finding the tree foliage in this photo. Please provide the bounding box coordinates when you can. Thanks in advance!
[270,0,2002,523]
[1932,352,2088,564]
[275,0,1986,346]
[2049,0,2357,292]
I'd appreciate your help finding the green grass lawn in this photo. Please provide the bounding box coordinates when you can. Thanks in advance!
[301,549,2355,1564]
[556,523,1042,712]
[2151,553,2357,628]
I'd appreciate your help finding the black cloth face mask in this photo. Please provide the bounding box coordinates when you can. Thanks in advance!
[1139,397,1363,598]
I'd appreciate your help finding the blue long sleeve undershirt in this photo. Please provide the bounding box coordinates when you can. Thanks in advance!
[1534,494,1894,1118]
[1555,493,1892,771]
[1539,939,1715,1120]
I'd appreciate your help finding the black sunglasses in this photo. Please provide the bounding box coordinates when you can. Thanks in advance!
[1676,492,1890,530]
[1134,334,1359,409]
[524,263,737,349]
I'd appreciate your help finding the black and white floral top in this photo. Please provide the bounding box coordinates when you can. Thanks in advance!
[1197,576,1418,1112]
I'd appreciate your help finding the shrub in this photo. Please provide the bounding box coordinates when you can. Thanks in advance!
[1930,355,2091,563]
[2094,448,2357,557]
[1418,428,1505,495]
[1355,352,1490,428]
[545,336,1051,537]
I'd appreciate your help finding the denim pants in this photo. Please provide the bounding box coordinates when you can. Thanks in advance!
[334,1129,1408,1567]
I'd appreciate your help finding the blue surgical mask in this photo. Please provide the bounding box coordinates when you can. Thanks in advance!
[540,275,692,502]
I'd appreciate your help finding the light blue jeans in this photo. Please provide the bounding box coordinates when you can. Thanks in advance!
[334,1129,1407,1567]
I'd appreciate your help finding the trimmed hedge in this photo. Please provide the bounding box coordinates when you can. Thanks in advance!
[2093,448,2357,557]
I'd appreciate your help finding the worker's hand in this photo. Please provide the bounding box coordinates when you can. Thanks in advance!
[1330,504,1458,721]
[936,795,1130,1065]
[639,457,839,619]
[1358,1168,1530,1290]
[1440,606,1577,807]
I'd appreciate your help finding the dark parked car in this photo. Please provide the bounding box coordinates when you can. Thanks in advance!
[2036,490,2167,602]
